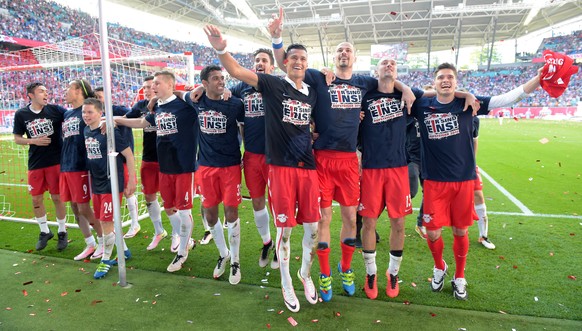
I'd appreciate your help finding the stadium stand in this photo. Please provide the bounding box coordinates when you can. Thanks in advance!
[0,0,580,110]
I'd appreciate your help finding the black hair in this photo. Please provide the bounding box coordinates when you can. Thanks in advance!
[200,65,222,82]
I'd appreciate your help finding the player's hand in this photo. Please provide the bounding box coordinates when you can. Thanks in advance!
[34,136,51,146]
[401,87,415,114]
[183,84,195,92]
[204,25,227,52]
[267,7,284,38]
[222,88,232,101]
[99,119,107,135]
[190,85,205,103]
[359,110,365,122]
[125,177,137,196]
[321,67,335,86]
[147,97,158,112]
[462,93,480,115]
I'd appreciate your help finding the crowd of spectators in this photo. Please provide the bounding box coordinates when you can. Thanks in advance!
[0,0,579,110]
[535,30,582,58]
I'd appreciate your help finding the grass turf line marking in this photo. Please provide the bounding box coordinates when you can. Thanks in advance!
[479,167,534,216]
[0,182,28,187]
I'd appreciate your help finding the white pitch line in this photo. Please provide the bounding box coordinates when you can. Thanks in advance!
[0,183,27,187]
[478,168,534,215]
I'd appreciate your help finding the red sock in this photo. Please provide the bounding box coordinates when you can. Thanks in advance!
[340,242,356,272]
[426,236,445,270]
[317,247,331,276]
[453,234,469,279]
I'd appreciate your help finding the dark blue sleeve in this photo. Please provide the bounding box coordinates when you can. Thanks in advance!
[114,128,129,152]
[412,87,425,99]
[304,68,324,87]
[231,82,243,98]
[472,116,480,138]
[145,112,156,126]
[236,99,244,123]
[476,96,492,116]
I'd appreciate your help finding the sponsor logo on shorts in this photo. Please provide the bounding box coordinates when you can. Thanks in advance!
[277,214,288,223]
[422,214,433,224]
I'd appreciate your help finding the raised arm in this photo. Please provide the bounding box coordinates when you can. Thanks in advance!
[204,25,259,88]
[267,7,287,72]
[488,69,541,109]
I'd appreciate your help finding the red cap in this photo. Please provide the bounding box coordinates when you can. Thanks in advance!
[540,50,579,98]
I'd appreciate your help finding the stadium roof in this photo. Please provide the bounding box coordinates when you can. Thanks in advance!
[108,0,582,56]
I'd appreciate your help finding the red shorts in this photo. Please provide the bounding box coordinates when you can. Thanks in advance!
[243,151,268,199]
[197,165,241,208]
[159,172,194,210]
[315,150,360,208]
[92,193,123,222]
[422,180,478,230]
[359,166,412,219]
[474,166,483,191]
[28,164,60,196]
[59,171,91,203]
[268,165,320,227]
[194,171,201,195]
[140,161,160,195]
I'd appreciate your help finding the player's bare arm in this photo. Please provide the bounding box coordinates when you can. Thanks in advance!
[14,134,51,146]
[204,25,259,88]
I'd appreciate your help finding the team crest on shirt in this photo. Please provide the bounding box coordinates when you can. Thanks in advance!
[329,84,362,109]
[155,112,178,136]
[424,113,459,139]
[62,117,80,138]
[243,92,264,118]
[198,110,227,134]
[368,97,402,124]
[282,99,311,126]
[26,118,54,138]
[85,137,102,159]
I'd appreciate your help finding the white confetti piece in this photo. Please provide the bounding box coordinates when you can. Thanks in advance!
[534,297,538,302]
[261,279,269,283]
[135,298,140,302]
[213,293,221,296]
[539,137,549,144]
[267,308,275,312]
[528,177,533,181]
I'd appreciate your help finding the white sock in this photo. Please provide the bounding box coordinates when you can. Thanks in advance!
[84,235,96,247]
[97,236,104,246]
[276,227,293,289]
[168,213,181,236]
[122,237,128,251]
[227,219,241,263]
[210,219,229,258]
[126,195,139,228]
[475,203,488,237]
[388,253,403,276]
[36,215,49,233]
[363,251,377,275]
[57,218,67,233]
[254,207,271,244]
[102,232,115,261]
[177,209,193,255]
[300,222,318,278]
[147,200,164,235]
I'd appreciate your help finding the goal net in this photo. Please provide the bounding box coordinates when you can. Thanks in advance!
[0,33,194,228]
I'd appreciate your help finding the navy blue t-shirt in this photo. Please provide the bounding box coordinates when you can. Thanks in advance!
[84,126,128,194]
[110,105,134,152]
[256,74,317,169]
[405,116,421,165]
[411,96,491,182]
[145,97,198,174]
[231,82,266,155]
[360,88,424,169]
[13,104,66,170]
[126,99,158,162]
[304,69,377,152]
[186,93,244,167]
[61,106,88,172]
[472,116,480,138]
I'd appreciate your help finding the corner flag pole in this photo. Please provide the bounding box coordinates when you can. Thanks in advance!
[97,0,128,287]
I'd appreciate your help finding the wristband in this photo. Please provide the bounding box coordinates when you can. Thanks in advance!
[215,48,227,55]
[272,37,283,49]
[272,42,283,49]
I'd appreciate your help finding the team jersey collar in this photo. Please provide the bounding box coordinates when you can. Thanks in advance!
[28,104,43,114]
[284,76,310,96]
[157,94,177,106]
